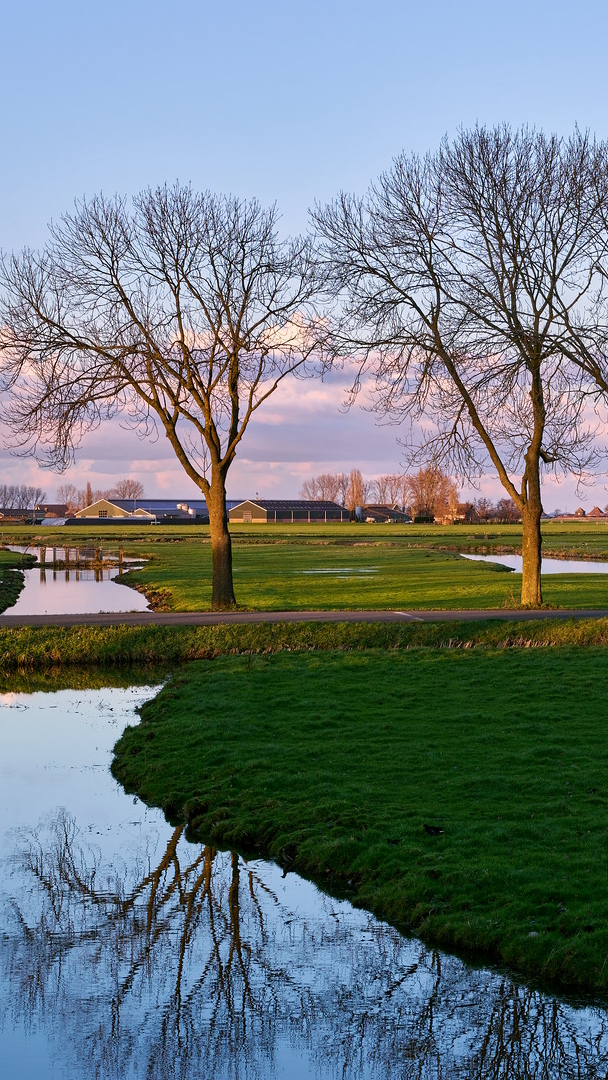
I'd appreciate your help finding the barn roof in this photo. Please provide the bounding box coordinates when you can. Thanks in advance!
[231,500,346,511]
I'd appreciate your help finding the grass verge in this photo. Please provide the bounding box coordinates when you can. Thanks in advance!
[112,647,608,993]
[5,617,608,671]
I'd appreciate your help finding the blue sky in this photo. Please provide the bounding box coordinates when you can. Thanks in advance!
[2,0,607,509]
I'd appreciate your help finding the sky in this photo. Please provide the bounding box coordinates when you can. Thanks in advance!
[1,0,608,510]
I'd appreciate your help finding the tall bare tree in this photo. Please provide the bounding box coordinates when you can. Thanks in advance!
[345,467,371,510]
[0,187,322,609]
[315,127,608,605]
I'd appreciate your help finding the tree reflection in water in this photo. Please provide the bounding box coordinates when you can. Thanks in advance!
[2,811,608,1079]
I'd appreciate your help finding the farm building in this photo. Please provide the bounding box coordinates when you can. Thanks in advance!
[229,500,349,524]
[69,498,242,524]
[360,504,411,523]
[74,499,156,521]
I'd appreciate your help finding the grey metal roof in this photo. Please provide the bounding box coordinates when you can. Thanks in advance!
[110,498,243,514]
[233,500,347,511]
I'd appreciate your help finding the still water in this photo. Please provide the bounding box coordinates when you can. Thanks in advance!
[1,685,608,1079]
[462,552,608,574]
[3,546,149,615]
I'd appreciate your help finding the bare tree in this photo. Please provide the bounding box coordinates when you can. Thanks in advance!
[373,474,391,503]
[495,497,522,523]
[0,187,322,609]
[0,483,45,509]
[299,472,341,501]
[55,482,79,513]
[299,476,321,499]
[335,472,350,507]
[108,478,145,501]
[405,466,458,521]
[345,467,371,510]
[315,127,608,606]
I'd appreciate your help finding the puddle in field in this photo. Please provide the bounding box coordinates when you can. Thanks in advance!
[1,546,149,615]
[462,553,608,574]
[1,685,608,1078]
[298,567,379,576]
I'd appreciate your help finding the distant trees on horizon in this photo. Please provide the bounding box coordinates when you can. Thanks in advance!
[0,483,46,509]
[55,478,145,514]
[301,465,460,518]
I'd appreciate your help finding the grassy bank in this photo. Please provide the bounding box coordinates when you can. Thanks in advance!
[112,647,608,993]
[5,617,608,671]
[0,550,36,614]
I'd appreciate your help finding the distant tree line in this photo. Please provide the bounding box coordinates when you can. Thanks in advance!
[471,497,522,524]
[0,483,46,509]
[300,465,463,519]
[55,478,144,515]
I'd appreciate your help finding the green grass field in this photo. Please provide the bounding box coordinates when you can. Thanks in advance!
[3,518,608,613]
[112,647,608,993]
[5,519,608,610]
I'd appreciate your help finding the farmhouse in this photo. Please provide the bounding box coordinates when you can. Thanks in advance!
[229,500,349,524]
[74,499,155,521]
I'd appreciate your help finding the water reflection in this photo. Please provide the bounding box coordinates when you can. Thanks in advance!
[2,545,149,615]
[462,552,608,574]
[3,811,608,1079]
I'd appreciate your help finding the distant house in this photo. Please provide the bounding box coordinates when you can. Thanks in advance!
[35,503,68,518]
[228,500,349,524]
[587,506,605,518]
[445,502,480,525]
[0,504,67,524]
[574,507,586,517]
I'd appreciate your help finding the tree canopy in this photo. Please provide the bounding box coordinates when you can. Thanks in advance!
[315,126,608,604]
[0,186,323,608]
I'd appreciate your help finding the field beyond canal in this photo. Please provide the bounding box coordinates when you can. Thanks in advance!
[112,646,608,993]
[5,519,608,611]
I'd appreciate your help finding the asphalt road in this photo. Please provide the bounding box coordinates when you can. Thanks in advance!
[2,608,608,628]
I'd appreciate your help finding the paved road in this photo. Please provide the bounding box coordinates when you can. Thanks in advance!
[2,607,608,628]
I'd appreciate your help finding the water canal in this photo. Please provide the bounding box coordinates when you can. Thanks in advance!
[3,546,149,615]
[1,682,608,1078]
[462,553,608,574]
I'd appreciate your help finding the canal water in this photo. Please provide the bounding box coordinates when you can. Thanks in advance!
[462,553,608,574]
[1,683,608,1078]
[3,546,149,615]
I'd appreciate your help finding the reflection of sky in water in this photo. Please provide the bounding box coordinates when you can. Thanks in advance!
[462,553,608,574]
[1,688,608,1079]
[2,546,149,614]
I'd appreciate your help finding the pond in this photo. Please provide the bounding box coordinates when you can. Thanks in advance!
[2,683,608,1078]
[2,546,149,615]
[461,552,608,574]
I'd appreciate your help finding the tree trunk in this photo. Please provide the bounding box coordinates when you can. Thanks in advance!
[521,484,543,608]
[207,473,236,611]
